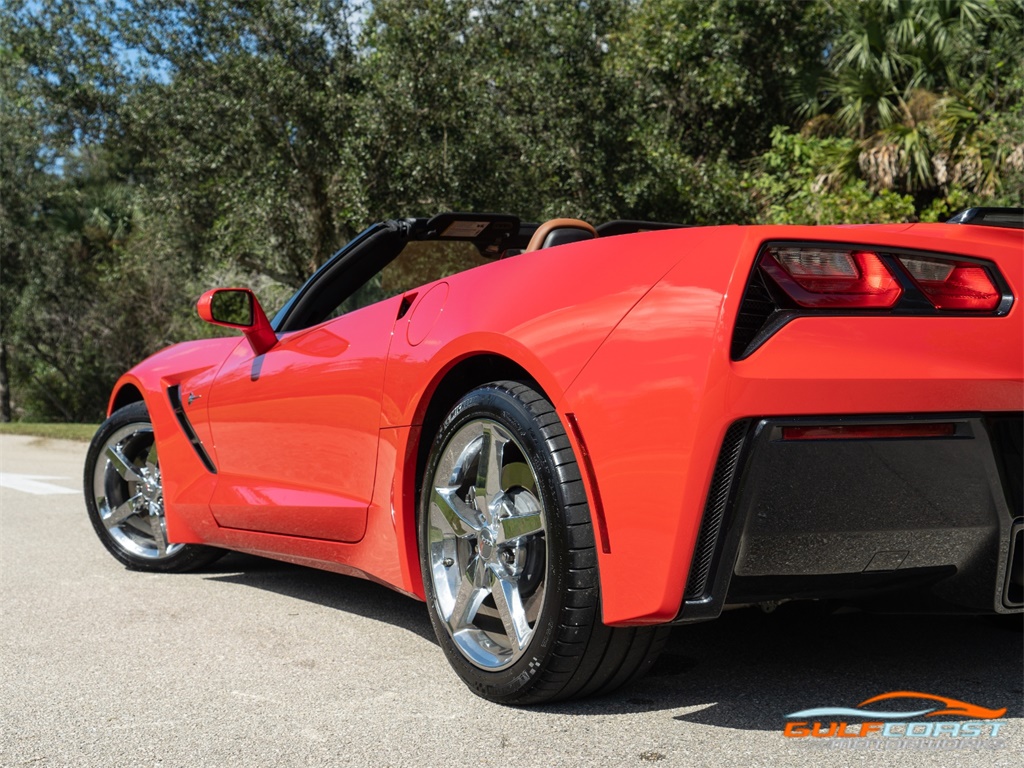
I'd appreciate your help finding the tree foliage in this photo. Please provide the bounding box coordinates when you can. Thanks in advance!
[795,0,1024,206]
[0,0,1020,421]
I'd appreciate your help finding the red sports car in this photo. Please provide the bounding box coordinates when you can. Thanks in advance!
[84,210,1023,703]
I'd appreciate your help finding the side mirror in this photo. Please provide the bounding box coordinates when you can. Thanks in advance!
[197,288,277,356]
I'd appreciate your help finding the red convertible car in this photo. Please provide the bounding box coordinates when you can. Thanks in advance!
[84,210,1023,703]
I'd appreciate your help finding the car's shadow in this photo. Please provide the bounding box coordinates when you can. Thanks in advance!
[553,608,1023,727]
[201,552,438,645]
[199,553,1023,729]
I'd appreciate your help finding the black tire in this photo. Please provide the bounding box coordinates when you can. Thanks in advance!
[84,401,224,572]
[419,381,667,704]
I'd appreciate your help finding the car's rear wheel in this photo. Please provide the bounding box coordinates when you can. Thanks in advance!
[84,401,224,572]
[420,381,667,704]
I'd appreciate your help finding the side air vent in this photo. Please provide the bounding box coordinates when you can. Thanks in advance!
[167,385,217,474]
[684,419,751,601]
[731,270,782,360]
[989,415,1023,517]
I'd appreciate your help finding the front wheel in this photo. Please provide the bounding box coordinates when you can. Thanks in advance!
[84,401,224,572]
[420,381,667,704]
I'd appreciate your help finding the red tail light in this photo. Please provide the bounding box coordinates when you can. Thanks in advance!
[734,241,1013,359]
[898,256,1001,311]
[760,247,902,308]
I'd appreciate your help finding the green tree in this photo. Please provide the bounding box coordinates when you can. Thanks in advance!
[1,0,125,420]
[119,0,366,289]
[751,127,916,224]
[358,0,634,222]
[798,0,1024,209]
[0,44,60,420]
[605,0,836,222]
[610,0,837,159]
[2,1,210,420]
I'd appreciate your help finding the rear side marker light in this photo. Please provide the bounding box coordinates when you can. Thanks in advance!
[761,247,902,308]
[898,257,1001,311]
[782,423,957,441]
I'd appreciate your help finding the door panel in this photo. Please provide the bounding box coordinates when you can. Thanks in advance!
[205,298,400,542]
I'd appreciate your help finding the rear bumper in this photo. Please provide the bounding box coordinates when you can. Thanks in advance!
[677,413,1023,623]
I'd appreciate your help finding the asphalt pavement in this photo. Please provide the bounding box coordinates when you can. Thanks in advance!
[1,433,1021,767]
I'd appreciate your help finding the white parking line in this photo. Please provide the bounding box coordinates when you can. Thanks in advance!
[0,473,80,495]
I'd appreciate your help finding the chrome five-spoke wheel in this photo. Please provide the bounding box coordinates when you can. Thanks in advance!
[428,417,547,670]
[419,381,667,704]
[92,420,180,560]
[84,401,223,572]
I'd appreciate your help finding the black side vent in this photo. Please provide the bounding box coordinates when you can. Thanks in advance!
[1005,521,1023,608]
[167,385,217,474]
[989,415,1023,517]
[731,270,780,360]
[684,419,751,601]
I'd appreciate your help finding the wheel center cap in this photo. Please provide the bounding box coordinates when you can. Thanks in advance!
[478,530,495,560]
[140,476,161,502]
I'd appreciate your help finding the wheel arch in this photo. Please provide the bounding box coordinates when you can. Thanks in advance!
[108,382,145,417]
[395,354,561,599]
[411,354,541,513]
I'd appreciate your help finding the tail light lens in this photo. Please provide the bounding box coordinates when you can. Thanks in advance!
[733,241,1012,359]
[898,256,1001,311]
[760,247,902,308]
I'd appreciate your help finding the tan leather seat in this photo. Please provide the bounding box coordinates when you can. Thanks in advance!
[524,218,597,252]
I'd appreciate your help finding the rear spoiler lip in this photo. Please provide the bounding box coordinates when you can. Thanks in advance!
[946,207,1024,230]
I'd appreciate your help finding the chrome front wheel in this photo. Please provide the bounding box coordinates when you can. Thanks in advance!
[84,401,223,572]
[92,419,180,560]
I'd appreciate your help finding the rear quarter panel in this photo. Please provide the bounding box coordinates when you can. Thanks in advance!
[564,223,1023,625]
[378,234,691,597]
[381,234,691,427]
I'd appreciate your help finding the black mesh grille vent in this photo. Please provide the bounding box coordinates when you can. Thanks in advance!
[731,269,779,360]
[990,415,1023,517]
[684,419,751,600]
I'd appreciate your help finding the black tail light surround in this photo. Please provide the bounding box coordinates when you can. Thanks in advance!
[731,241,1015,360]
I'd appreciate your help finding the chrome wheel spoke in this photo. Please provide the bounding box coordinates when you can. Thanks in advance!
[433,487,481,537]
[103,495,143,529]
[149,509,169,556]
[498,489,543,545]
[142,441,158,470]
[493,575,532,653]
[106,444,143,482]
[474,425,506,513]
[499,510,544,544]
[447,560,488,632]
